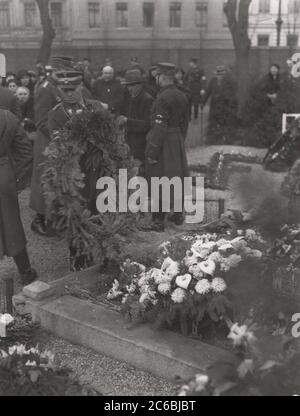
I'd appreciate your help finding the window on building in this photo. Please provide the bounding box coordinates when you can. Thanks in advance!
[0,1,10,28]
[287,34,299,47]
[143,2,154,27]
[257,34,269,47]
[169,1,181,28]
[116,2,128,27]
[24,2,36,27]
[259,0,270,14]
[88,2,101,28]
[288,0,300,14]
[50,2,63,27]
[195,1,208,27]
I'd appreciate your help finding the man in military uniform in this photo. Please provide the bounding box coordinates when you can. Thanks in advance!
[30,56,91,237]
[47,67,105,271]
[145,63,189,232]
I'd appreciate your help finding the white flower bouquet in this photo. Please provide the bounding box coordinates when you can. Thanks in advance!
[106,228,266,336]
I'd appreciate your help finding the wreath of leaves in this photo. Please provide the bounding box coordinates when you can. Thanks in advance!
[41,108,136,267]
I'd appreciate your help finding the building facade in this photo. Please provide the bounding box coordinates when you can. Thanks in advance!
[0,0,299,73]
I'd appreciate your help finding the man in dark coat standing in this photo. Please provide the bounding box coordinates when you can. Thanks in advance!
[202,65,238,145]
[118,69,154,175]
[0,85,21,119]
[185,58,206,121]
[144,63,189,232]
[0,109,37,285]
[92,65,125,117]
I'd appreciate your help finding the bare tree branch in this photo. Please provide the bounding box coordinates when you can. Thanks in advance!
[36,0,56,65]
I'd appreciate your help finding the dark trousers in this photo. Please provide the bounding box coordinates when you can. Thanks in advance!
[13,247,31,274]
[69,243,94,272]
[189,102,199,120]
[151,188,184,224]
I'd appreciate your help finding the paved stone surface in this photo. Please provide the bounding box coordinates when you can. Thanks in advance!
[23,280,55,300]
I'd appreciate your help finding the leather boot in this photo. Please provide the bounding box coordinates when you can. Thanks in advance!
[13,248,38,286]
[31,214,47,237]
[20,268,38,286]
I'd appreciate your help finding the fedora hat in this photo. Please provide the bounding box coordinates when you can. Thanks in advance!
[214,65,227,75]
[156,62,176,76]
[123,69,144,85]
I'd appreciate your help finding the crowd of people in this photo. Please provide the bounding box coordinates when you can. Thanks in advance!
[0,55,211,284]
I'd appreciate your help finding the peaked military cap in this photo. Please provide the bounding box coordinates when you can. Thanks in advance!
[50,56,76,71]
[156,62,176,76]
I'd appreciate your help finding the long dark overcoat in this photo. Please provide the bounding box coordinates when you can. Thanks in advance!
[145,85,189,210]
[145,85,189,180]
[30,78,62,215]
[0,110,33,259]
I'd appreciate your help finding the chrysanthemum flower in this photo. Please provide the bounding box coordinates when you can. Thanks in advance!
[189,263,204,279]
[151,268,164,284]
[157,282,171,295]
[161,257,174,271]
[195,279,211,295]
[216,238,229,247]
[220,254,242,272]
[165,261,180,279]
[171,288,186,304]
[211,277,227,293]
[184,249,201,267]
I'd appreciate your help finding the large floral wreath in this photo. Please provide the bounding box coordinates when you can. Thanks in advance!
[42,109,136,267]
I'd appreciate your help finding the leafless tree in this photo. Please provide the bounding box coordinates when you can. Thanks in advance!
[36,0,56,65]
[224,0,252,117]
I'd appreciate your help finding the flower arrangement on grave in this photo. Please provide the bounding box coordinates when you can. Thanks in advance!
[177,321,300,396]
[0,314,40,347]
[0,344,97,396]
[190,152,257,191]
[42,109,136,266]
[106,229,266,336]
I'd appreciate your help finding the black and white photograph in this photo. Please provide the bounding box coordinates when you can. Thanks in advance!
[0,0,299,399]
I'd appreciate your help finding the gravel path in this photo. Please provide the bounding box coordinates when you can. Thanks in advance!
[38,332,178,396]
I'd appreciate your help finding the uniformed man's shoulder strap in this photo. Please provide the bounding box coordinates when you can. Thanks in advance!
[51,102,62,112]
